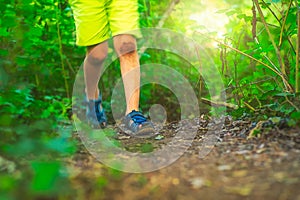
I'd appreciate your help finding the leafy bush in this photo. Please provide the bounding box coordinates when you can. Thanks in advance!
[0,84,77,199]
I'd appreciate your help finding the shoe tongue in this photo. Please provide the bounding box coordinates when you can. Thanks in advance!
[129,110,140,117]
[130,111,147,123]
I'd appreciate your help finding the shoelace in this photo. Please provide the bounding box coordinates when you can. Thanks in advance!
[128,110,147,124]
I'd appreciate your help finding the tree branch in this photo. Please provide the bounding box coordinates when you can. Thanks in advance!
[157,0,180,28]
[279,0,293,47]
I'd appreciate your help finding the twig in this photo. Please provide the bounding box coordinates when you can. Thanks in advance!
[65,57,75,74]
[272,2,281,13]
[255,96,262,108]
[261,0,280,22]
[243,101,256,111]
[220,47,225,74]
[200,97,238,110]
[195,44,204,97]
[285,96,300,111]
[35,74,40,87]
[279,0,293,46]
[222,77,274,92]
[254,37,280,72]
[252,2,257,39]
[56,0,70,98]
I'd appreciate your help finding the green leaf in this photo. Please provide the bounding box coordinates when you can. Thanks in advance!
[291,111,300,121]
[31,161,61,192]
[0,114,13,126]
[0,27,9,37]
[154,135,164,140]
[2,15,16,28]
[16,56,31,67]
[141,143,154,153]
[0,49,8,56]
[28,26,43,38]
[97,177,108,188]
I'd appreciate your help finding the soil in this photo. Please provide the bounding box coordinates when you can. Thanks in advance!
[69,116,300,200]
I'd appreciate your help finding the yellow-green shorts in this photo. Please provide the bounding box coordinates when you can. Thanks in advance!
[69,0,141,46]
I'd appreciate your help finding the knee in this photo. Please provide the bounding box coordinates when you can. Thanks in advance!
[114,35,137,56]
[117,42,137,56]
[86,45,108,66]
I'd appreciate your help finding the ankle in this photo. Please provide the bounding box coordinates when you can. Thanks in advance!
[126,108,139,115]
[85,89,100,100]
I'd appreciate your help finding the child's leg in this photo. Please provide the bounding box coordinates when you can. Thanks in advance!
[113,34,140,114]
[84,41,108,100]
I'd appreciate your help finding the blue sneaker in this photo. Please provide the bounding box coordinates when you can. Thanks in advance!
[86,95,107,128]
[124,110,155,137]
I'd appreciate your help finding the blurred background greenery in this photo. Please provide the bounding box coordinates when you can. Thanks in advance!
[0,0,299,199]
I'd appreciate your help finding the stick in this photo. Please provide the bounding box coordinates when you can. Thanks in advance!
[279,0,293,47]
[200,97,238,110]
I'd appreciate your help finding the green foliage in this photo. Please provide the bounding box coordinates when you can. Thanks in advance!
[0,0,299,198]
[0,0,83,96]
[175,0,300,120]
[31,161,64,192]
[0,1,80,197]
[138,0,174,27]
[0,85,77,198]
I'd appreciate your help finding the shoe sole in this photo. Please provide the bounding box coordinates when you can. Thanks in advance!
[130,126,157,138]
[89,121,107,129]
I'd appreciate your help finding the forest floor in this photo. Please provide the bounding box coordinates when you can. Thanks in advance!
[68,116,300,200]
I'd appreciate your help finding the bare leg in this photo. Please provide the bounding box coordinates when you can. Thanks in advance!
[84,41,108,100]
[113,34,140,115]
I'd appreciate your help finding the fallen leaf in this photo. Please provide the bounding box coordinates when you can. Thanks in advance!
[232,170,248,178]
[154,135,164,140]
[172,178,180,185]
[190,177,205,189]
[217,165,232,171]
[224,185,253,196]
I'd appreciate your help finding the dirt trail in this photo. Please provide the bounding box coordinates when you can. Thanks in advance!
[69,118,300,200]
